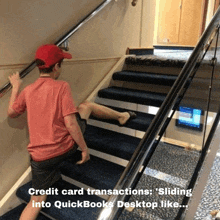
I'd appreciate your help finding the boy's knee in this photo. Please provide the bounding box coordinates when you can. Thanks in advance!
[78,100,92,111]
[77,100,94,120]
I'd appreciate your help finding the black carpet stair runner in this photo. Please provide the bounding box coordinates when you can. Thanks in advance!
[0,204,50,220]
[60,152,125,190]
[16,181,105,220]
[84,125,140,160]
[112,70,177,86]
[1,55,199,220]
[98,86,167,107]
[125,55,187,68]
[89,105,155,132]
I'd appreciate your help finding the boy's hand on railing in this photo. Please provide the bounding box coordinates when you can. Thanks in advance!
[8,72,22,89]
[77,148,90,165]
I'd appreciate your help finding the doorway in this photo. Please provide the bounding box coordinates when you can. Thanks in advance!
[156,0,209,46]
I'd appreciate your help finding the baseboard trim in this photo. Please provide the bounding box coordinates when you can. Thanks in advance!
[0,167,31,216]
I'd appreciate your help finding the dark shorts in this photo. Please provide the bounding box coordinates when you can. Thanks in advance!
[30,113,86,194]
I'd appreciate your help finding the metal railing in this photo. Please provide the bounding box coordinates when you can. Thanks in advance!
[0,0,113,96]
[2,1,220,219]
[98,6,220,220]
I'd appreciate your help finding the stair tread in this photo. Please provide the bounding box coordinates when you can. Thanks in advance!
[125,55,187,68]
[0,203,50,220]
[60,152,125,190]
[98,86,167,107]
[84,125,141,160]
[89,105,155,131]
[113,71,177,86]
[16,180,104,220]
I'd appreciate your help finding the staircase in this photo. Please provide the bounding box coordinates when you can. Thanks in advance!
[0,50,202,220]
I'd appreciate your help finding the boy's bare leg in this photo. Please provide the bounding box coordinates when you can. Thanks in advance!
[19,195,47,220]
[77,101,132,125]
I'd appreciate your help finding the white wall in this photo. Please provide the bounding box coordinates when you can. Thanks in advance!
[0,0,152,199]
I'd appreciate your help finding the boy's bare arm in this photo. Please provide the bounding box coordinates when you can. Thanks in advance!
[8,72,22,118]
[64,114,90,164]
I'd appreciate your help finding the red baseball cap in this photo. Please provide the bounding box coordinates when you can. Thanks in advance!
[35,44,72,68]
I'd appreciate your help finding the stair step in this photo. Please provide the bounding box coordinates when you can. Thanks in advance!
[16,180,105,220]
[0,203,50,220]
[84,125,140,160]
[125,55,186,68]
[98,86,167,107]
[126,47,154,55]
[89,105,155,132]
[154,45,194,50]
[113,71,177,86]
[60,152,124,190]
